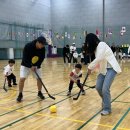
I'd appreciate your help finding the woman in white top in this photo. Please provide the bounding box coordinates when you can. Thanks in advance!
[85,33,121,116]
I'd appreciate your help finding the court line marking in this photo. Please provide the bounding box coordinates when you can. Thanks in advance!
[10,88,38,94]
[77,87,130,130]
[0,91,17,103]
[0,77,96,117]
[0,90,37,108]
[112,108,130,130]
[89,122,130,130]
[0,86,129,129]
[0,106,130,130]
[0,87,91,129]
[114,101,130,104]
[0,74,127,127]
[0,107,13,111]
[0,83,83,115]
[0,74,127,129]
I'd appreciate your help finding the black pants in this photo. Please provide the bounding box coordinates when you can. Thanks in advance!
[68,80,84,92]
[69,53,74,63]
[73,58,77,63]
[63,55,69,63]
[7,73,16,85]
[84,55,90,65]
[81,58,84,63]
[84,54,95,65]
[91,54,95,62]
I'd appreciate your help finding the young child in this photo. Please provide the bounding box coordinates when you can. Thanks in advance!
[4,59,17,87]
[67,64,85,96]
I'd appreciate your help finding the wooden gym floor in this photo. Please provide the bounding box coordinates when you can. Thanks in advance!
[0,58,130,130]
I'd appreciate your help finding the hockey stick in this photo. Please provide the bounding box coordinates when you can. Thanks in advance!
[81,84,96,89]
[34,70,55,100]
[3,78,7,92]
[73,73,89,100]
[32,56,55,100]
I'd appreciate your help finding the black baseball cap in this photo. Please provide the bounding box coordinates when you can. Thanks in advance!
[37,36,47,45]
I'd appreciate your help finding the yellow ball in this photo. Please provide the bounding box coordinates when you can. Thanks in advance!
[49,105,57,113]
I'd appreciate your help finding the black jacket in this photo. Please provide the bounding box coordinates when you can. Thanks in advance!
[21,40,45,68]
[63,47,70,56]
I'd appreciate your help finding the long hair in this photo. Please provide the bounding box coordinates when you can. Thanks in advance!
[84,33,100,55]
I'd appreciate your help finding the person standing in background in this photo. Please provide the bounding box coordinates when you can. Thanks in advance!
[63,45,70,63]
[69,43,76,63]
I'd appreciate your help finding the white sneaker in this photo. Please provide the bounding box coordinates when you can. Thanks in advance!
[101,110,111,116]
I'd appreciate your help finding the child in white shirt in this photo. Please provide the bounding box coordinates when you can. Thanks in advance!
[67,64,85,96]
[4,59,17,87]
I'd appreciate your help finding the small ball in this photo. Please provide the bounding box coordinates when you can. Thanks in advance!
[49,105,57,113]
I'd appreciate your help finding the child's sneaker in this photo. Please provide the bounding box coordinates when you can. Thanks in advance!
[38,91,45,100]
[17,93,23,102]
[81,90,85,95]
[67,91,71,96]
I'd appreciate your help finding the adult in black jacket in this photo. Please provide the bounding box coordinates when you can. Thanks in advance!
[17,36,47,102]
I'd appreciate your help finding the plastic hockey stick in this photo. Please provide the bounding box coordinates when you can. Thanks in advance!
[3,78,7,92]
[73,73,89,100]
[34,70,55,100]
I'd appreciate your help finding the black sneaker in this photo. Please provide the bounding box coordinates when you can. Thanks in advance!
[81,90,86,95]
[67,91,71,96]
[17,93,23,102]
[8,84,12,87]
[13,83,17,85]
[38,92,45,100]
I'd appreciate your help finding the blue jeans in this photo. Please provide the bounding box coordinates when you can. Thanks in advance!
[96,68,117,112]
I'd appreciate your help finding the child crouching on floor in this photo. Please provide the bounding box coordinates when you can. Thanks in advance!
[67,64,85,96]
